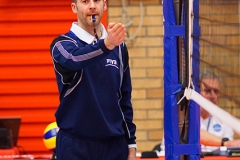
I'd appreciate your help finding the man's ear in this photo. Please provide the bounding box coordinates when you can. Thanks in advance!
[103,0,107,10]
[71,3,77,13]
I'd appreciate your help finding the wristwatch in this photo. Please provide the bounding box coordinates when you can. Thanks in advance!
[221,137,229,146]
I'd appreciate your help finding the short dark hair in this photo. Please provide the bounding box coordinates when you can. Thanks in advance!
[72,0,76,3]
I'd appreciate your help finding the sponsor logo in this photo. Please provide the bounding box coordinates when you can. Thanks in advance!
[213,124,221,132]
[105,59,119,69]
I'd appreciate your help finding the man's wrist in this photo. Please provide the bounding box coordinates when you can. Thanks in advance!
[104,38,115,50]
[221,137,229,146]
[128,144,137,149]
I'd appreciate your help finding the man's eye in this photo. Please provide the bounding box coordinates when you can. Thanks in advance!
[213,89,220,94]
[204,89,211,93]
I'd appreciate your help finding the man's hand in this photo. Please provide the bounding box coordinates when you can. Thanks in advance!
[104,22,127,50]
[224,140,240,147]
[201,129,240,147]
[127,148,136,160]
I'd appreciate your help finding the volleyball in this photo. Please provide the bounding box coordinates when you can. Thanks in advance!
[43,122,59,151]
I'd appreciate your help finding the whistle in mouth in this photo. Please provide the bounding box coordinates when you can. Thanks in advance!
[91,15,96,22]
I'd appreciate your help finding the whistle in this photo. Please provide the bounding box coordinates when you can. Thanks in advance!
[91,15,96,22]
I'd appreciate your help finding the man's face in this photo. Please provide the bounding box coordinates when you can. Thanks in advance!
[200,78,220,105]
[71,0,107,28]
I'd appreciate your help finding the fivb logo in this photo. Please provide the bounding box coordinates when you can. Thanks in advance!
[106,59,119,69]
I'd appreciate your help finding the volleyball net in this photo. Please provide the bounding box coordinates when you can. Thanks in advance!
[198,0,240,119]
[163,0,240,159]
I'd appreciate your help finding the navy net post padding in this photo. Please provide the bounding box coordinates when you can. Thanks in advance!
[163,0,201,159]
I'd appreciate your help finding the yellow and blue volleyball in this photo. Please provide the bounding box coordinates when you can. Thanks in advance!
[43,122,59,152]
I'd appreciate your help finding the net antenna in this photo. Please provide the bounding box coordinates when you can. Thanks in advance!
[183,88,240,135]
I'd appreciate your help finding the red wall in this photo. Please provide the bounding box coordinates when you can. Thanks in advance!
[0,0,107,155]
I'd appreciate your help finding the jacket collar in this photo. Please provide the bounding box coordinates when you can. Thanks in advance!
[70,22,108,44]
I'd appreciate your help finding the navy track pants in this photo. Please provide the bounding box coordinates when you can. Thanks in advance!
[56,129,128,160]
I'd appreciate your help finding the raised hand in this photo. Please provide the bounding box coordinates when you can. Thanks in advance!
[104,22,127,50]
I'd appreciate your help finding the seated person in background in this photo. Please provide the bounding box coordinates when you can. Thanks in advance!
[200,70,233,151]
[159,70,240,152]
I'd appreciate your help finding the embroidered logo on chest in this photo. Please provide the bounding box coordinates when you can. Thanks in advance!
[105,59,119,69]
[213,124,221,132]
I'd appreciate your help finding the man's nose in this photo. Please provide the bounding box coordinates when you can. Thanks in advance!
[89,1,96,9]
[208,90,219,101]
